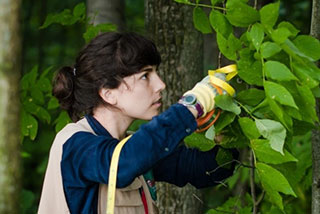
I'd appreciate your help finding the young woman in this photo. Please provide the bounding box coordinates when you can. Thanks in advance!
[38,32,238,214]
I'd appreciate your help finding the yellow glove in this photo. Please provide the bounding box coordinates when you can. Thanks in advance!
[183,75,221,117]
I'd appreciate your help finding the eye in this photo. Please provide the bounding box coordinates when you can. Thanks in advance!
[141,72,149,80]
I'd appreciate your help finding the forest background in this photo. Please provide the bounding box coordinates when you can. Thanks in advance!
[0,0,319,214]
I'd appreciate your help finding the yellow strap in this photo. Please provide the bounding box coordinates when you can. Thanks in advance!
[106,135,132,214]
[208,64,238,96]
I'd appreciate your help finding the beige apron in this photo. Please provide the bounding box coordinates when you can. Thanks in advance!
[38,118,158,214]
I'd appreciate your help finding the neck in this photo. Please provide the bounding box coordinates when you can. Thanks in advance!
[93,106,133,140]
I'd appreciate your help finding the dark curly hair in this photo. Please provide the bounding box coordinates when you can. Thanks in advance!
[52,32,161,122]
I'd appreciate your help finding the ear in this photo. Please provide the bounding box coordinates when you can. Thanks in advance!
[99,88,117,105]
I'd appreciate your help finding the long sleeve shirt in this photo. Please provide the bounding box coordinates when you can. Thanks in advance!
[40,104,237,214]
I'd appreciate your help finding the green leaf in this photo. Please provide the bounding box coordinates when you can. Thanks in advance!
[211,0,223,5]
[48,97,60,109]
[266,96,292,130]
[264,61,298,81]
[239,117,260,140]
[24,100,51,123]
[209,10,232,38]
[271,27,292,44]
[205,125,215,141]
[251,139,298,164]
[264,81,298,109]
[296,84,317,123]
[259,2,280,28]
[292,63,318,88]
[248,23,264,50]
[54,111,72,132]
[284,106,302,120]
[226,0,259,27]
[260,178,284,210]
[207,196,249,214]
[73,2,86,19]
[282,39,315,61]
[216,32,241,60]
[21,111,38,140]
[128,119,147,132]
[312,86,320,98]
[40,9,78,29]
[83,23,117,43]
[215,94,241,114]
[30,87,45,105]
[184,132,215,152]
[20,66,38,91]
[236,88,265,106]
[36,77,52,93]
[237,59,263,86]
[216,148,233,169]
[256,162,297,197]
[293,35,320,61]
[174,0,190,3]
[278,21,299,37]
[214,111,236,132]
[255,119,286,154]
[260,42,282,58]
[193,7,212,34]
[39,13,56,29]
[39,66,53,79]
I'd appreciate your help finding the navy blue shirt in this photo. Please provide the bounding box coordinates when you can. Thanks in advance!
[61,104,237,214]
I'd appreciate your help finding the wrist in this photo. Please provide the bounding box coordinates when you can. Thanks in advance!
[178,94,204,119]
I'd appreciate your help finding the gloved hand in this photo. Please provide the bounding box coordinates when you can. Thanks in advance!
[182,75,222,117]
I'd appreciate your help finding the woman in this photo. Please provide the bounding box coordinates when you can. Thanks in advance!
[38,32,237,214]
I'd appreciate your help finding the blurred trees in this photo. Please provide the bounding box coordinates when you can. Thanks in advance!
[0,0,21,213]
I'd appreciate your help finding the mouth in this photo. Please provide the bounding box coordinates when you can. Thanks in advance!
[152,97,162,106]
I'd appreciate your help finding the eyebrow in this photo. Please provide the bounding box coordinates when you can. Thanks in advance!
[141,67,153,72]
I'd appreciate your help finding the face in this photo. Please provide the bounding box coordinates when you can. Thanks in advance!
[112,65,166,120]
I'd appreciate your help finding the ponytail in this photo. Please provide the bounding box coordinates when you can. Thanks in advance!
[52,66,77,121]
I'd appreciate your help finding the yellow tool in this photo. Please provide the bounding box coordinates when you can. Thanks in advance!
[208,64,237,97]
[196,64,238,132]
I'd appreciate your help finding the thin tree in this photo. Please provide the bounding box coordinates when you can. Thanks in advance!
[145,1,204,213]
[86,0,126,31]
[311,0,320,214]
[0,0,22,213]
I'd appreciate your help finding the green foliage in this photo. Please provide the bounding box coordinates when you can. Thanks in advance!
[40,2,117,43]
[39,3,86,29]
[251,139,297,164]
[206,194,252,214]
[214,94,241,115]
[185,132,215,151]
[193,7,212,34]
[176,0,318,212]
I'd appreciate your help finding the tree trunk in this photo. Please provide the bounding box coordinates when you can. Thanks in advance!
[0,0,21,213]
[145,1,204,213]
[310,1,320,214]
[86,0,126,31]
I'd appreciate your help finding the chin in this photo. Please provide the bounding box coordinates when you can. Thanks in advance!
[143,111,160,120]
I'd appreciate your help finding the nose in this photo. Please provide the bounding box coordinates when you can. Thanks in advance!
[154,73,166,92]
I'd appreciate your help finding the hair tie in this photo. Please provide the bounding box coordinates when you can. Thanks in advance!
[73,67,77,76]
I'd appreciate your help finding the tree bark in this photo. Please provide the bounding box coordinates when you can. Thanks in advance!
[86,0,126,31]
[0,0,21,213]
[145,1,204,213]
[310,1,320,214]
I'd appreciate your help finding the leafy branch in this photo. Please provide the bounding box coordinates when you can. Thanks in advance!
[176,0,320,212]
